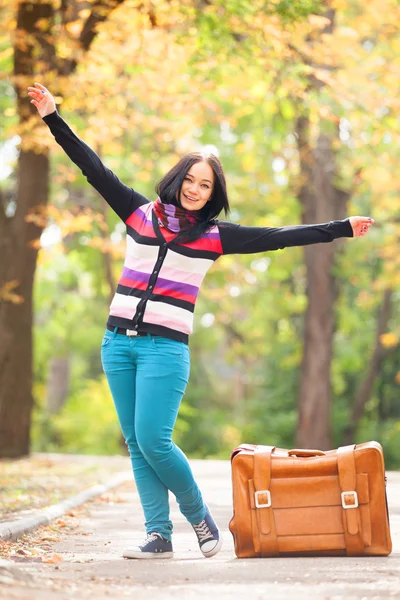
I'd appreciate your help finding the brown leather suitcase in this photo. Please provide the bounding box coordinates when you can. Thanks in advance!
[229,442,392,557]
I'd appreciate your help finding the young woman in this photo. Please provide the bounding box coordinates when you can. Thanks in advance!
[28,82,374,560]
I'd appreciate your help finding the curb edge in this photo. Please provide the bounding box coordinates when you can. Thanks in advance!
[0,471,132,542]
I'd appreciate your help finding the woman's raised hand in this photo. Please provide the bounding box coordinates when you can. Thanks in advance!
[349,216,374,237]
[27,82,56,118]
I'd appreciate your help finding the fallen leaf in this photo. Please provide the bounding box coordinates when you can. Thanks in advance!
[55,519,66,527]
[16,549,31,556]
[42,553,63,564]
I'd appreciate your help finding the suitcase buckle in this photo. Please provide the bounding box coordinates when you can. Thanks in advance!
[341,490,358,509]
[255,490,272,508]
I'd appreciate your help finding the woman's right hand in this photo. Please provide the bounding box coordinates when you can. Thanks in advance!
[27,82,56,118]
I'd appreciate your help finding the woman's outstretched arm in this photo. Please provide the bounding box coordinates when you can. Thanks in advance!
[27,82,149,222]
[218,216,374,255]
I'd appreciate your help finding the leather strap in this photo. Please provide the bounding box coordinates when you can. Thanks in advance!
[253,445,279,557]
[337,445,364,556]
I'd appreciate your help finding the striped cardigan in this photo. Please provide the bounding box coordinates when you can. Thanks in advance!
[43,111,353,344]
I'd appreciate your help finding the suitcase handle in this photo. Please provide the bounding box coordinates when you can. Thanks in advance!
[288,448,326,457]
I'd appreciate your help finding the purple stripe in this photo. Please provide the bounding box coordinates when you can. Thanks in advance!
[135,205,154,227]
[166,215,181,232]
[155,276,199,296]
[122,267,150,283]
[135,206,148,223]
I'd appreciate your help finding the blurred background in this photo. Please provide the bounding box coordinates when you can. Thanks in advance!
[1,0,399,467]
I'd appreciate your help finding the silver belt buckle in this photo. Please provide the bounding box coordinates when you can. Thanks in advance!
[126,329,138,337]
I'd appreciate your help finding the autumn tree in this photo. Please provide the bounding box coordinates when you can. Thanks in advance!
[294,1,400,448]
[184,0,400,450]
[2,0,399,460]
[0,0,324,458]
[0,0,127,457]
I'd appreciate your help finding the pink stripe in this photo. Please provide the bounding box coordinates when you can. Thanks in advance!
[158,265,204,287]
[109,304,137,319]
[125,256,158,273]
[143,311,192,334]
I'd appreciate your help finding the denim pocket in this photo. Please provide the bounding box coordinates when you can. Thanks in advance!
[152,336,188,358]
[101,330,113,347]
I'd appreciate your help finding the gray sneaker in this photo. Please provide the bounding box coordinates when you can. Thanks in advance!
[192,506,223,558]
[123,532,173,559]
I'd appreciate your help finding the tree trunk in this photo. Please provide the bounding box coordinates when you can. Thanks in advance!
[0,150,49,456]
[46,356,71,414]
[0,0,54,457]
[295,117,349,450]
[343,288,394,445]
[0,0,127,458]
[293,4,354,450]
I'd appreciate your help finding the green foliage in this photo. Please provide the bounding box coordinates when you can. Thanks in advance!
[356,419,400,471]
[273,0,322,22]
[32,376,123,455]
[5,0,397,464]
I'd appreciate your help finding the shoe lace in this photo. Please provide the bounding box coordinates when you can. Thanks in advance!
[193,520,212,542]
[138,532,160,549]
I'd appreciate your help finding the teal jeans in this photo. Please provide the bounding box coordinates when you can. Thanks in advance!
[101,327,205,541]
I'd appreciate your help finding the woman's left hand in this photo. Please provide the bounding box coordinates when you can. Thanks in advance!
[349,216,374,237]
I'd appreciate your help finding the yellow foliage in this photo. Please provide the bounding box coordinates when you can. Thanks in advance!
[380,333,398,348]
[29,239,42,250]
[5,0,400,313]
[86,237,125,259]
[0,47,13,61]
[25,205,48,228]
[332,0,348,8]
[54,164,77,184]
[362,166,393,192]
[308,15,332,29]
[221,425,242,449]
[0,281,24,305]
[35,18,52,32]
[355,290,374,310]
[337,27,359,40]
[136,170,152,183]
[78,8,91,21]
[65,20,82,37]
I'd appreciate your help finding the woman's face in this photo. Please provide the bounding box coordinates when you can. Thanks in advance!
[179,161,214,211]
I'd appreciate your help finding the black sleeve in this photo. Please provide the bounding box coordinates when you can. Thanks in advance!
[218,219,354,255]
[42,110,149,222]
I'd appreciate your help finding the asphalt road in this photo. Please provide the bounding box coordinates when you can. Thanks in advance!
[1,459,399,600]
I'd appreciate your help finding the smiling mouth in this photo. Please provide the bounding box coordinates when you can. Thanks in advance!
[183,193,198,203]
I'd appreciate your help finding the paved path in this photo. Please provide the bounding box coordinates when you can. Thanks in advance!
[1,460,399,599]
